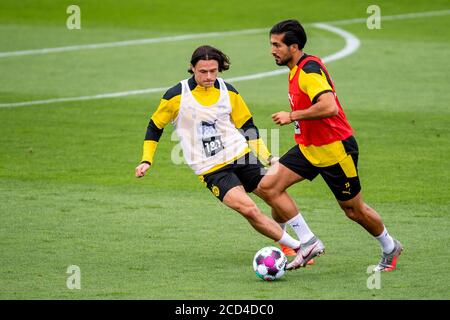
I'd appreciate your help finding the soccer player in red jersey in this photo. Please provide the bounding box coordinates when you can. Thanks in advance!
[259,20,403,271]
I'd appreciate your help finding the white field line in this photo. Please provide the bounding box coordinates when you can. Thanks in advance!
[0,87,171,108]
[0,29,267,58]
[0,23,358,108]
[226,23,360,83]
[323,9,450,26]
[0,9,447,108]
[0,9,448,59]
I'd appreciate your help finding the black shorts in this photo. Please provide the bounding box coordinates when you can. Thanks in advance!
[201,152,267,202]
[279,136,361,201]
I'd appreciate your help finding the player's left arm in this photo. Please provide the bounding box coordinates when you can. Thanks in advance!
[228,84,276,165]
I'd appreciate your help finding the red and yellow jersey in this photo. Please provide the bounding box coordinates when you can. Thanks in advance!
[288,54,353,147]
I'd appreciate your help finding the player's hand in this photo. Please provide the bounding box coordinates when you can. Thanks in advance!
[268,155,280,166]
[135,162,151,178]
[272,111,292,125]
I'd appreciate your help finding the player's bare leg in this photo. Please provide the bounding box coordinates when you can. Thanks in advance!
[338,192,403,271]
[256,162,304,220]
[337,192,384,236]
[257,163,316,244]
[222,185,300,250]
[256,163,324,268]
[269,207,315,264]
[253,180,311,262]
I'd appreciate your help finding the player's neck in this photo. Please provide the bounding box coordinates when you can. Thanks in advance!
[287,51,304,70]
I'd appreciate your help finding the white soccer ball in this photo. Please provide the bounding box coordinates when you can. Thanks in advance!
[253,246,287,281]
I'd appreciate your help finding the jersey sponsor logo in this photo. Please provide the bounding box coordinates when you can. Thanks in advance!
[342,182,351,195]
[288,93,295,108]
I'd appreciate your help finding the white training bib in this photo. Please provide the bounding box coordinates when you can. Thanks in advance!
[173,78,248,175]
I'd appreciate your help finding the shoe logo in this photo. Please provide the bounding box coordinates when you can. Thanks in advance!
[292,223,300,228]
[301,243,317,259]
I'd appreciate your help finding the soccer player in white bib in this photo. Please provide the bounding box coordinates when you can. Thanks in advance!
[135,45,318,261]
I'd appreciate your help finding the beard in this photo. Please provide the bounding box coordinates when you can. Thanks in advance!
[274,54,291,66]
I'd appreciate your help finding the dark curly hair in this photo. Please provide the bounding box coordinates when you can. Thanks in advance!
[188,45,230,74]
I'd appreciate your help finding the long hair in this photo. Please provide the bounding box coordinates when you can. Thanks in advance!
[188,45,230,74]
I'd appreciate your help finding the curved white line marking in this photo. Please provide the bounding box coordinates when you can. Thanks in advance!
[313,23,361,64]
[0,29,267,59]
[0,9,447,59]
[226,23,360,83]
[0,9,446,108]
[0,23,360,108]
[0,87,171,108]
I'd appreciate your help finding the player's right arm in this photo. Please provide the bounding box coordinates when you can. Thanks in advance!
[135,84,181,178]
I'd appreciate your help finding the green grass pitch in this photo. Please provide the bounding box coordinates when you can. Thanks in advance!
[0,0,449,299]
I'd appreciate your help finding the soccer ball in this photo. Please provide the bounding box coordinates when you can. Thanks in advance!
[253,246,287,281]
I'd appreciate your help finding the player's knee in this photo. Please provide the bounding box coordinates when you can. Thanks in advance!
[240,204,261,222]
[344,208,357,221]
[257,179,279,200]
[341,205,363,222]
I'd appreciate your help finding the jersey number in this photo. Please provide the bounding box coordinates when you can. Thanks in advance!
[203,136,224,157]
